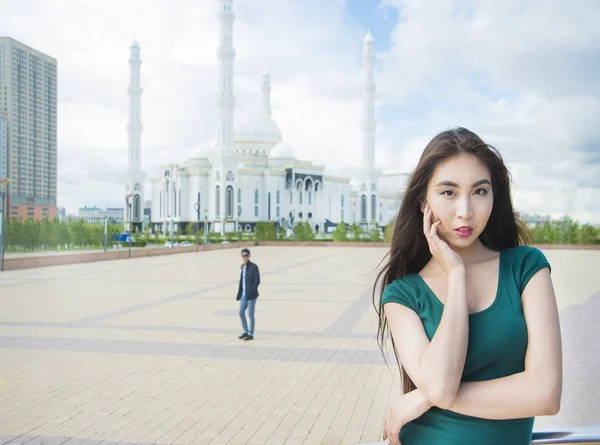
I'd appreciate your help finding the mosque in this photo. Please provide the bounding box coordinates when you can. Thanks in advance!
[124,0,408,236]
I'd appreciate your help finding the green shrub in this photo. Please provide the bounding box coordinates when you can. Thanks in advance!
[332,223,348,242]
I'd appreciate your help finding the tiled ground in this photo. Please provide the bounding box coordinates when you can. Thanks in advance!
[0,246,598,445]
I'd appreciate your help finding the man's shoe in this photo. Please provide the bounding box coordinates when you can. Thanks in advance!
[238,333,248,339]
[244,335,254,341]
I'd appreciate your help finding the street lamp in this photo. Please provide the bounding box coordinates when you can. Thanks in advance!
[125,193,133,259]
[0,178,9,272]
[103,215,108,253]
[204,209,209,245]
[194,202,201,251]
[237,205,242,247]
[290,209,296,242]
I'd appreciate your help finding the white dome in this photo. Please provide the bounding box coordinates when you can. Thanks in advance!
[269,141,296,160]
[364,29,374,44]
[234,103,282,145]
[131,39,140,48]
[185,144,217,167]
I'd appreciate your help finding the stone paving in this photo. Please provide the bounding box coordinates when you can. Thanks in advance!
[0,246,598,445]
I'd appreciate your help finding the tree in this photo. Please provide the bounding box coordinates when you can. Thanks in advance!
[70,219,90,247]
[384,221,394,243]
[369,226,382,242]
[348,223,364,241]
[559,218,578,244]
[531,222,558,244]
[332,223,348,242]
[256,221,277,241]
[293,221,314,241]
[185,222,195,238]
[576,224,600,244]
[276,225,287,240]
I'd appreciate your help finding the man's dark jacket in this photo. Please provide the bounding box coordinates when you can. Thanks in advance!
[236,261,260,301]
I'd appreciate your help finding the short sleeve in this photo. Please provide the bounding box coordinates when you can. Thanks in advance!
[381,278,418,313]
[516,246,551,293]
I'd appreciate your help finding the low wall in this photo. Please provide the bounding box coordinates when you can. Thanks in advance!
[2,242,255,271]
[256,241,388,248]
[1,241,598,271]
[258,241,600,250]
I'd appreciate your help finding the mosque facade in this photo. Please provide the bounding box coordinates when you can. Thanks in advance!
[125,0,407,236]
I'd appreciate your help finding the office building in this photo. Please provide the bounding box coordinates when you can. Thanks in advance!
[0,37,57,220]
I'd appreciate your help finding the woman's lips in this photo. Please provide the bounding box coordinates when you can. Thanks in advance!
[454,226,473,238]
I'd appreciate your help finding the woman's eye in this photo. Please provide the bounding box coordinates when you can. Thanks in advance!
[441,190,454,196]
[474,188,489,196]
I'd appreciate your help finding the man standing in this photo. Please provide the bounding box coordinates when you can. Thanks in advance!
[237,248,260,341]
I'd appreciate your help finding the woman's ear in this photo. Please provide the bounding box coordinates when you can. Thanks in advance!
[420,201,427,213]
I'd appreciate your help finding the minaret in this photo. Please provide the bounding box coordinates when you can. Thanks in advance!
[216,0,236,156]
[362,29,376,169]
[262,72,272,116]
[214,0,238,235]
[125,39,146,233]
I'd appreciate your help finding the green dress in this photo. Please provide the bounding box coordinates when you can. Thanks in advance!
[381,246,551,445]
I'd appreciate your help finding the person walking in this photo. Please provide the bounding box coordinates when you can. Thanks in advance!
[237,248,260,341]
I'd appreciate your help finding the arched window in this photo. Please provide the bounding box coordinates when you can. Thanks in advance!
[133,195,141,220]
[215,186,221,217]
[361,195,367,222]
[371,194,376,221]
[254,189,259,217]
[308,191,312,205]
[226,186,234,218]
[276,190,280,205]
[299,191,303,205]
[238,188,241,203]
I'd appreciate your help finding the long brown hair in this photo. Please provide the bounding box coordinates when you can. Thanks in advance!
[373,127,530,394]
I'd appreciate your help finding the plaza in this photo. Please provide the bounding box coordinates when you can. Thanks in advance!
[0,246,599,445]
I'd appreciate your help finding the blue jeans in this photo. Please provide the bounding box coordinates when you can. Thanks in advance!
[239,296,256,336]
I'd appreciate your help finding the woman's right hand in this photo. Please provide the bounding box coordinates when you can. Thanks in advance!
[423,203,464,276]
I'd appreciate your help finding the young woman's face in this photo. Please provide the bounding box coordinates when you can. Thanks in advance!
[424,154,494,249]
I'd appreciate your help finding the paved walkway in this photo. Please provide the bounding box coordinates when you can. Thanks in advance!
[0,246,598,445]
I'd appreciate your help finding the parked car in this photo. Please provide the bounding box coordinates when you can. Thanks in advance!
[164,241,178,248]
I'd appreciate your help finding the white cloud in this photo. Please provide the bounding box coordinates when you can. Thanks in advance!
[1,0,598,223]
[376,0,600,223]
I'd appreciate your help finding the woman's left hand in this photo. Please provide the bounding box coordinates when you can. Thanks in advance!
[383,390,432,445]
[383,394,410,445]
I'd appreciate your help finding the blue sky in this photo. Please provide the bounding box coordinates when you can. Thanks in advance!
[1,0,598,223]
[344,0,398,52]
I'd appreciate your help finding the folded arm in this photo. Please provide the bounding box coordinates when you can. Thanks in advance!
[384,271,469,409]
[386,267,562,420]
[449,267,562,418]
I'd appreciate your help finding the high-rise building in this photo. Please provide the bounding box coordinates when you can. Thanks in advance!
[1,113,7,217]
[0,113,7,180]
[0,37,57,220]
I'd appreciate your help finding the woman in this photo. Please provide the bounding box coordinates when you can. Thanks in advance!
[374,127,562,445]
